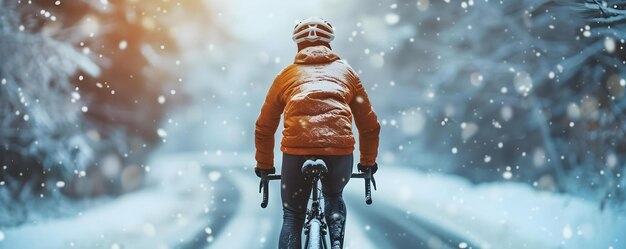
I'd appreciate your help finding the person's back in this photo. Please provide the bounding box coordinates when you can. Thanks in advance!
[254,17,380,249]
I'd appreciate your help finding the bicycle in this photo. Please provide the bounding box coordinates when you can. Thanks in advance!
[259,158,377,249]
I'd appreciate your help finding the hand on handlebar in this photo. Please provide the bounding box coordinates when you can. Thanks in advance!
[255,167,276,178]
[357,162,378,174]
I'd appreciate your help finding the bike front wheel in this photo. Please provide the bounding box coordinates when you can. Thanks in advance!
[305,219,326,249]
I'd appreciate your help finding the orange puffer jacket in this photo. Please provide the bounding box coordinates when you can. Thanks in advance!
[255,45,380,169]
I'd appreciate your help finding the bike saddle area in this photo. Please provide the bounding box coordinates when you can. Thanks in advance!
[301,158,328,176]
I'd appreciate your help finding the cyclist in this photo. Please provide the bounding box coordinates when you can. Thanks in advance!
[254,17,380,249]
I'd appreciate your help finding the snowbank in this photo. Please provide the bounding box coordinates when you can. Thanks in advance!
[0,157,216,248]
[346,166,626,249]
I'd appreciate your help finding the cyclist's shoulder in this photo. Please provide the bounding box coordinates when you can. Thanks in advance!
[329,58,352,68]
[272,64,299,84]
[278,63,299,75]
[331,59,358,75]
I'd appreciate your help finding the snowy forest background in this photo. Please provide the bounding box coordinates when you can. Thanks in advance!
[1,0,626,247]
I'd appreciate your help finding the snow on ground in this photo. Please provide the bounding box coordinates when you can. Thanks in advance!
[1,156,217,249]
[348,165,626,249]
[2,152,624,249]
[143,152,377,249]
[205,169,279,249]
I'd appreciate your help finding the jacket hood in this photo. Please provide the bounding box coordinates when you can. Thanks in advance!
[294,45,340,65]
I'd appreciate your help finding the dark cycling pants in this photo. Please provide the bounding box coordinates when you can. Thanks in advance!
[279,153,353,249]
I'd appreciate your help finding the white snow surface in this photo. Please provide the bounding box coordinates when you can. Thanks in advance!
[2,156,214,249]
[350,165,626,249]
[2,152,624,249]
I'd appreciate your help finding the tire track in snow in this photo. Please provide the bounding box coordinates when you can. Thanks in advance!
[174,163,475,249]
[195,167,376,249]
[205,170,282,249]
[178,166,241,249]
[347,195,479,249]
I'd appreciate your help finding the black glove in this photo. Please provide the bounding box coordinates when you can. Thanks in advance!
[255,167,276,178]
[357,163,378,174]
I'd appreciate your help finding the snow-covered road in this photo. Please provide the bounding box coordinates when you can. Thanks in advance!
[3,152,625,249]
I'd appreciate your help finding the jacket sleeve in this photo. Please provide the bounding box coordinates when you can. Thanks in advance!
[347,68,381,166]
[255,73,285,169]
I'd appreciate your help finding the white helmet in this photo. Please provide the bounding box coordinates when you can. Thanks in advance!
[292,17,335,44]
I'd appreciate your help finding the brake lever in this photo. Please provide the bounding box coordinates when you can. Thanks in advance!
[371,174,377,191]
[259,175,267,193]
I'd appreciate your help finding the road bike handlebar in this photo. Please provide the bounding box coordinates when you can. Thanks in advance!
[259,174,281,208]
[350,171,377,205]
[259,171,376,208]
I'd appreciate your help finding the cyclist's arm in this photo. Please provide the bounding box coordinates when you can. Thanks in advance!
[255,73,286,169]
[347,68,381,166]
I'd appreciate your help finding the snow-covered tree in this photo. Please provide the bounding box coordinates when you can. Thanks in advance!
[0,0,214,225]
[342,0,626,210]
